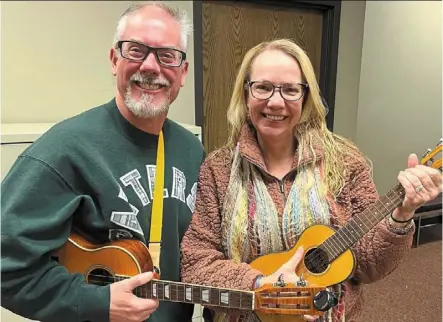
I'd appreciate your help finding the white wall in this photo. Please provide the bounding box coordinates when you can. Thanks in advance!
[334,1,366,141]
[355,1,442,194]
[1,1,195,125]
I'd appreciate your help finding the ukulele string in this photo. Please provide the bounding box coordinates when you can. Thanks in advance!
[84,246,335,288]
[86,274,129,281]
[295,247,331,279]
[83,274,251,307]
[86,274,164,284]
[294,189,404,279]
[294,196,395,279]
[84,251,332,286]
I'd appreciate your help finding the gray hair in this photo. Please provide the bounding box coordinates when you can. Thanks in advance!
[112,1,193,52]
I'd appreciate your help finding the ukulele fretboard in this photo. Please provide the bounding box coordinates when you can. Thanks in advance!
[321,183,406,261]
[129,278,254,310]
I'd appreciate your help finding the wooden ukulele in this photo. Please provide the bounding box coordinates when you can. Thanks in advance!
[57,232,330,322]
[250,139,442,291]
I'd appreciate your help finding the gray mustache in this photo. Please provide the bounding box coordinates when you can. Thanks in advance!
[130,73,169,87]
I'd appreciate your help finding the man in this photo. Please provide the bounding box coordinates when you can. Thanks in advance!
[1,2,204,322]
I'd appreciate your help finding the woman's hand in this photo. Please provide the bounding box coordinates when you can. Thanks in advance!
[256,247,320,321]
[302,315,320,321]
[393,153,442,225]
[257,246,304,288]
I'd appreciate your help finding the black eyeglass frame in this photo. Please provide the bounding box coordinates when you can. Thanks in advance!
[245,80,309,102]
[116,40,187,67]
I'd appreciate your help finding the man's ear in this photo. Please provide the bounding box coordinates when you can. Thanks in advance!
[110,48,118,76]
[180,61,189,87]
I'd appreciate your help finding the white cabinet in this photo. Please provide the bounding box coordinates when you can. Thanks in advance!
[1,123,55,180]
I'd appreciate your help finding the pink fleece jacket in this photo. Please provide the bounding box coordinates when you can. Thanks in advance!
[180,125,414,321]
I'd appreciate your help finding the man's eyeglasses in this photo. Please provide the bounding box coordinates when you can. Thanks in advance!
[245,80,309,101]
[116,40,186,67]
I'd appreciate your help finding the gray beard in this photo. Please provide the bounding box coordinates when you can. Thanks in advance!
[124,84,171,118]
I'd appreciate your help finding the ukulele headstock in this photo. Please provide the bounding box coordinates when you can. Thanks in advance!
[253,283,329,316]
[421,138,442,172]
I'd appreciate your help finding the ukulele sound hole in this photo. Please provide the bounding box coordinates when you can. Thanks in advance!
[304,248,329,274]
[87,268,114,286]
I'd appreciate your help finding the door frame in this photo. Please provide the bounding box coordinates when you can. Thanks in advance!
[193,0,342,144]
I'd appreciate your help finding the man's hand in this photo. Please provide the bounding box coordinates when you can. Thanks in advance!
[110,272,159,322]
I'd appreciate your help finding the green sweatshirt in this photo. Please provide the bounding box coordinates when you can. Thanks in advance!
[1,99,205,322]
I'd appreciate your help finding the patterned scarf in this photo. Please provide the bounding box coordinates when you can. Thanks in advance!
[215,132,346,322]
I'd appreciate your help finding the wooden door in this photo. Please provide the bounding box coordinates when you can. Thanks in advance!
[194,0,341,153]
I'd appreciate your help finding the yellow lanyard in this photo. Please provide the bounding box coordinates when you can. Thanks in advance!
[148,130,164,270]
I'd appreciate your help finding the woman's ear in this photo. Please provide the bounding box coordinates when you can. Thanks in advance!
[246,106,252,122]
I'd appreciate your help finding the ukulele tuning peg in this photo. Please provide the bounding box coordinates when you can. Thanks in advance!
[422,148,432,159]
[273,273,287,287]
[296,274,308,287]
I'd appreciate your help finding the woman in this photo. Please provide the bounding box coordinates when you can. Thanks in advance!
[180,39,441,322]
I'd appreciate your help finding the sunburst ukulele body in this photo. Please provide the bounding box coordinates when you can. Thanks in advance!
[57,233,154,284]
[251,224,355,287]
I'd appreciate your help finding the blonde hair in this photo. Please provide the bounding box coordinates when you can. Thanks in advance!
[224,38,370,197]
